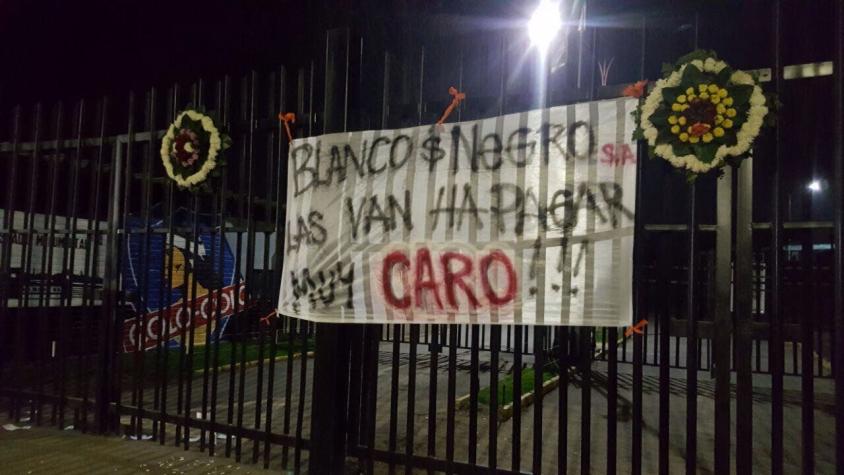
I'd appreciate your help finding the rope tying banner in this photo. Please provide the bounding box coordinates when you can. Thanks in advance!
[436,86,466,125]
[278,112,297,143]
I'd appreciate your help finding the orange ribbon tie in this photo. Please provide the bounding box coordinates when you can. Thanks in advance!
[624,319,648,337]
[278,112,296,143]
[622,80,648,99]
[260,310,277,326]
[436,87,466,125]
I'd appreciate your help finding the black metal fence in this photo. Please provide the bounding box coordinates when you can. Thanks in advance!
[1,1,843,474]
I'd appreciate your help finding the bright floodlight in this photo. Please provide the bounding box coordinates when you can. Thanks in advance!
[808,180,821,192]
[528,0,562,54]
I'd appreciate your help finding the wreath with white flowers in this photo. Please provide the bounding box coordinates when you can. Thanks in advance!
[160,110,231,189]
[631,50,774,177]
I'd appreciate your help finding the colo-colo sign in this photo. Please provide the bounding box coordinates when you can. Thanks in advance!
[277,98,638,326]
[121,208,241,352]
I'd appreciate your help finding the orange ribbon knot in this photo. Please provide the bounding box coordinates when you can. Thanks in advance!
[436,87,466,125]
[278,112,296,143]
[622,80,648,99]
[625,319,649,337]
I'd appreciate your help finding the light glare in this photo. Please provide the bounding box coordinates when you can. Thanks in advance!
[808,180,821,192]
[528,0,562,54]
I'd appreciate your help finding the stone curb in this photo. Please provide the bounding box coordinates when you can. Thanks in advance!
[455,371,563,422]
[191,350,315,375]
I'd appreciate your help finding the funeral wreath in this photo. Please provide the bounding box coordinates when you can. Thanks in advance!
[631,50,775,177]
[161,109,231,189]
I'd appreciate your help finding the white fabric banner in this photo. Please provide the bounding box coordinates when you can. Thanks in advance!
[277,97,638,326]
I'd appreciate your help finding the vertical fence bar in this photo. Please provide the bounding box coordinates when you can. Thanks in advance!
[532,326,545,475]
[405,325,419,474]
[833,0,844,472]
[426,322,439,471]
[294,319,309,473]
[242,70,266,464]
[96,90,125,433]
[159,84,179,444]
[37,102,63,427]
[208,76,229,455]
[18,104,42,424]
[557,325,568,475]
[800,231,816,474]
[243,70,263,462]
[79,98,108,432]
[445,326,458,474]
[488,324,500,472]
[263,65,287,468]
[713,165,732,473]
[173,86,191,442]
[580,21,599,475]
[50,105,67,427]
[769,17,784,452]
[468,326,479,466]
[365,324,381,475]
[630,12,648,475]
[58,100,85,430]
[181,81,204,450]
[0,109,21,403]
[657,235,670,475]
[115,90,138,433]
[735,159,754,474]
[67,99,88,431]
[250,71,272,460]
[199,89,216,453]
[309,27,352,474]
[388,324,400,469]
[511,325,523,473]
[293,61,315,474]
[232,73,253,461]
[685,181,698,475]
[134,87,155,440]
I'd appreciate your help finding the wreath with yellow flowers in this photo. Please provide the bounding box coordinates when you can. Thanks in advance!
[160,109,231,189]
[632,50,774,177]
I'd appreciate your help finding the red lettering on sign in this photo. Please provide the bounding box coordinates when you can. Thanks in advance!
[441,252,479,309]
[414,248,443,310]
[377,247,518,312]
[382,250,411,309]
[600,143,636,166]
[480,250,517,305]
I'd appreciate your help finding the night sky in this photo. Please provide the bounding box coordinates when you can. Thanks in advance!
[0,0,310,103]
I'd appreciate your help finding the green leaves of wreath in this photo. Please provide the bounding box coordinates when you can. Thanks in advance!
[632,50,776,178]
[160,109,232,189]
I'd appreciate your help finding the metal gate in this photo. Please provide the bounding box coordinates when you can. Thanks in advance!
[1,1,843,474]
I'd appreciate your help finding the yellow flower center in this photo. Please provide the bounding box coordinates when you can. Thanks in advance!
[669,83,735,145]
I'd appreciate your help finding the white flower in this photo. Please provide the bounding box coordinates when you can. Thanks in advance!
[669,156,684,168]
[730,70,754,85]
[666,70,682,86]
[690,59,704,70]
[655,144,671,155]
